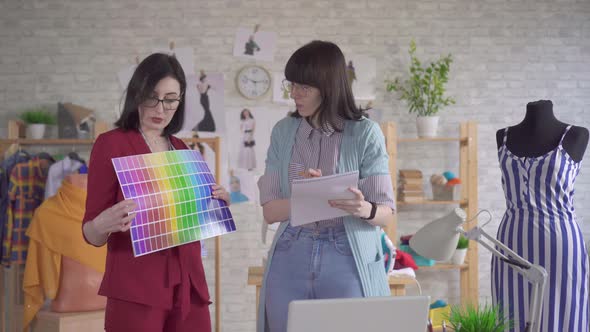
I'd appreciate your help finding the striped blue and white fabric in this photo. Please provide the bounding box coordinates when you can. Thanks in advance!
[492,126,589,332]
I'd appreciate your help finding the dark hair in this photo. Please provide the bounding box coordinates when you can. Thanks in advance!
[115,53,186,136]
[240,108,254,120]
[285,40,364,131]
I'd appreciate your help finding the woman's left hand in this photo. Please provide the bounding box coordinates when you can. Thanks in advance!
[212,184,230,206]
[328,187,371,219]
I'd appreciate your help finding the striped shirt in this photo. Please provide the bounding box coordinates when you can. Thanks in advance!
[259,117,395,228]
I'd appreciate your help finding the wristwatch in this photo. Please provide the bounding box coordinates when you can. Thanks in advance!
[361,201,377,220]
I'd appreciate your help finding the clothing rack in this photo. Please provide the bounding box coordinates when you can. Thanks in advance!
[1,120,224,332]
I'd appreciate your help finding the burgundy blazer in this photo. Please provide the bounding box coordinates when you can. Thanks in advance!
[82,128,210,316]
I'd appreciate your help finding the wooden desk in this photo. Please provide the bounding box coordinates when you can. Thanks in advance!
[247,266,416,311]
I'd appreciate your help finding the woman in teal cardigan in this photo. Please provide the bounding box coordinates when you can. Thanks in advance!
[257,40,396,332]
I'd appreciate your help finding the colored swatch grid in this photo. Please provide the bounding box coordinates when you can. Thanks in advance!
[112,150,236,257]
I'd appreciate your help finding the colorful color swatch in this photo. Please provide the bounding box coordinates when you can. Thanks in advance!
[112,150,236,257]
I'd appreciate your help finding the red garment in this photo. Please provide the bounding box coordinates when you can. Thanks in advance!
[105,289,210,332]
[393,249,418,270]
[82,128,210,323]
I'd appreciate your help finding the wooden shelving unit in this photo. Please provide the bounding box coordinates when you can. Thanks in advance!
[380,121,479,305]
[0,120,225,332]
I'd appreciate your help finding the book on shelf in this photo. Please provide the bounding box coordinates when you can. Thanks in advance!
[399,190,424,196]
[399,196,425,203]
[399,183,423,191]
[399,169,423,178]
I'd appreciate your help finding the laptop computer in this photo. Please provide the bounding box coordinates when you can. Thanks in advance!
[287,296,430,332]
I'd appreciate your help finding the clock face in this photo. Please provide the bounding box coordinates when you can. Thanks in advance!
[236,65,271,99]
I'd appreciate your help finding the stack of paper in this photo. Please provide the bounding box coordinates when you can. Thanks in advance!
[290,171,359,226]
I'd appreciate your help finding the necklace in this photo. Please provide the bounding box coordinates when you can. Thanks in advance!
[139,128,172,152]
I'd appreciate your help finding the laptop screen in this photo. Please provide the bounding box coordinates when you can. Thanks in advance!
[287,296,430,332]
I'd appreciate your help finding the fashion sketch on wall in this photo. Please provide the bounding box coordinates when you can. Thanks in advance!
[194,70,215,132]
[182,71,225,136]
[272,72,295,105]
[229,174,249,204]
[238,108,256,170]
[344,55,376,101]
[233,26,277,62]
[226,107,289,173]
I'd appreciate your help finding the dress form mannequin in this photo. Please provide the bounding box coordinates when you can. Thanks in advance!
[496,100,589,162]
[492,99,590,331]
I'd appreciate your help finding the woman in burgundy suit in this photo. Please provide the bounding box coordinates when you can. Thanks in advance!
[82,53,229,332]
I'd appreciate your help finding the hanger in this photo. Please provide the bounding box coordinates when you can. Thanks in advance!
[67,146,85,164]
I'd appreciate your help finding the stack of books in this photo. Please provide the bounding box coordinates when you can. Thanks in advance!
[398,169,425,203]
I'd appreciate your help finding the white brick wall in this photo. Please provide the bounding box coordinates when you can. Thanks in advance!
[1,1,589,331]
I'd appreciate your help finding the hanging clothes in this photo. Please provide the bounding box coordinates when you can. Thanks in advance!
[2,156,52,266]
[23,176,106,331]
[44,156,83,199]
[0,151,31,262]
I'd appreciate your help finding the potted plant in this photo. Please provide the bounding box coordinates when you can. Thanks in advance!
[445,303,513,332]
[451,235,469,265]
[385,40,455,137]
[20,107,56,139]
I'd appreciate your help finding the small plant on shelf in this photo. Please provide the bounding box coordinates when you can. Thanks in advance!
[385,39,455,137]
[20,107,56,125]
[385,40,455,117]
[19,107,56,139]
[456,235,469,250]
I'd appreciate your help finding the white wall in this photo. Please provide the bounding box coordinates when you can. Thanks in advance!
[1,1,589,331]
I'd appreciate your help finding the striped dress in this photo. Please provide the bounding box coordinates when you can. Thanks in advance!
[492,126,589,332]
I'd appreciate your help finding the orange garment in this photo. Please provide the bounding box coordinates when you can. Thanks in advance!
[22,176,106,331]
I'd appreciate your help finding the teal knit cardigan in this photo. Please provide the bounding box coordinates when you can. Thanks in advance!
[257,116,391,332]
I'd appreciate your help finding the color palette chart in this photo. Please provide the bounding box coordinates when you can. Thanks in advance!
[112,150,236,257]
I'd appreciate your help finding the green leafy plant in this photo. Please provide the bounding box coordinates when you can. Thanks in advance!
[385,40,455,116]
[445,303,513,332]
[456,235,470,250]
[20,108,56,125]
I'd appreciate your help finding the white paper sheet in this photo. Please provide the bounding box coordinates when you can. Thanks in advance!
[290,171,359,226]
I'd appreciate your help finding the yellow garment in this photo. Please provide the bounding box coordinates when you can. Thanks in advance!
[22,178,106,331]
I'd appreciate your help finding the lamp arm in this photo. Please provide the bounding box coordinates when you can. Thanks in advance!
[462,226,548,332]
[463,226,530,269]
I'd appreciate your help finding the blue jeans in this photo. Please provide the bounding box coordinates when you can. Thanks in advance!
[265,224,363,332]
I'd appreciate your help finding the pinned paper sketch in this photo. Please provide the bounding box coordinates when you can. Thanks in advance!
[182,71,225,136]
[152,45,196,76]
[226,107,289,172]
[272,72,294,105]
[233,25,277,62]
[345,55,377,101]
[117,64,136,90]
[112,150,236,257]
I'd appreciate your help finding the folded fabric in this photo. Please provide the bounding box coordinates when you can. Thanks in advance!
[23,176,106,331]
[393,249,418,270]
[389,267,416,278]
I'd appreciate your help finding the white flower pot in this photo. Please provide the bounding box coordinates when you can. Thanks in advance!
[416,116,439,138]
[26,124,46,139]
[451,248,467,265]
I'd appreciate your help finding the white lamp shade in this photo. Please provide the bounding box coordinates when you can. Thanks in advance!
[409,208,467,261]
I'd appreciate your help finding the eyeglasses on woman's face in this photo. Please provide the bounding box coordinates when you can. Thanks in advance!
[141,95,181,111]
[282,79,313,97]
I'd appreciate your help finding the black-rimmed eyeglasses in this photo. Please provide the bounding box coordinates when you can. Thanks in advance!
[142,96,181,111]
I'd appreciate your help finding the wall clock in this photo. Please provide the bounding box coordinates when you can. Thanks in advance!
[236,65,271,100]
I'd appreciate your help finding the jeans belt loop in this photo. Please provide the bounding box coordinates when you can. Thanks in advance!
[295,227,303,240]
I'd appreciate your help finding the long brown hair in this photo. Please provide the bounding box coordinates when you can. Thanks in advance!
[285,40,364,132]
[115,53,186,136]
